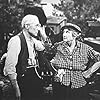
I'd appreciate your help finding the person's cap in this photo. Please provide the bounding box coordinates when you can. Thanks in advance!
[21,14,40,28]
[61,23,82,33]
[24,7,47,26]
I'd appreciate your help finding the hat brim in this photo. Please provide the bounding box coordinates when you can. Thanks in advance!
[61,25,81,33]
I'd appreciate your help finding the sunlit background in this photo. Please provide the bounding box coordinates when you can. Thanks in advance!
[41,0,60,4]
[41,0,62,17]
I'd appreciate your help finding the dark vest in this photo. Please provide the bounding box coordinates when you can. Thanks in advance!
[16,32,29,77]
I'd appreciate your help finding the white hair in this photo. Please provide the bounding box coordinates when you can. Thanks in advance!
[21,14,40,28]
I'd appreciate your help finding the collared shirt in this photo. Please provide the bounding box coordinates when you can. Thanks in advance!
[23,31,45,66]
[51,41,100,88]
[3,31,45,80]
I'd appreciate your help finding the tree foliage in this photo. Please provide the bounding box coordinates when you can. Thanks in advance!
[53,0,100,34]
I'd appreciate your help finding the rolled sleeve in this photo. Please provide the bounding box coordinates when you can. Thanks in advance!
[3,36,21,80]
[88,47,100,62]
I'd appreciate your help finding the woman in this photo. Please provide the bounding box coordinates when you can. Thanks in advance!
[50,23,100,100]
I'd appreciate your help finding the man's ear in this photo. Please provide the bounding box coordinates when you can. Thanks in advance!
[25,24,30,29]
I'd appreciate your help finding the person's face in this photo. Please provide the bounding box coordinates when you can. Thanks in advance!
[63,28,75,42]
[28,22,41,37]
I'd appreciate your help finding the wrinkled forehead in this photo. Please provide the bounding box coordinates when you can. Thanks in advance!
[63,29,74,36]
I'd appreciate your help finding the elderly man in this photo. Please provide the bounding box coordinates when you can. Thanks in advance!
[3,14,48,100]
[50,23,100,100]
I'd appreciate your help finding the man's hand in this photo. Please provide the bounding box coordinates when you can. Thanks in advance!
[0,81,5,87]
[37,26,47,41]
[11,79,21,100]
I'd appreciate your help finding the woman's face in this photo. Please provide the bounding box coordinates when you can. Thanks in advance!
[63,28,74,42]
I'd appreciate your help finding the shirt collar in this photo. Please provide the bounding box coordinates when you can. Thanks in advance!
[23,30,32,41]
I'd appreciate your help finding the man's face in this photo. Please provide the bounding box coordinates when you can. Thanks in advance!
[28,23,41,37]
[63,28,75,42]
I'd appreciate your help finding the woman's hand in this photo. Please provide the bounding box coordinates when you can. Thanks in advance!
[82,68,91,78]
[56,69,65,82]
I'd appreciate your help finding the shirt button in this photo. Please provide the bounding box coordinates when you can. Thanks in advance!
[70,67,72,70]
[70,61,72,65]
[70,56,72,59]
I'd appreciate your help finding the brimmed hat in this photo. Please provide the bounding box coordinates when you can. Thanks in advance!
[61,23,82,33]
[21,14,39,28]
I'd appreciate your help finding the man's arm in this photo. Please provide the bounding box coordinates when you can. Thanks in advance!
[4,36,21,80]
[33,25,53,51]
[3,36,21,99]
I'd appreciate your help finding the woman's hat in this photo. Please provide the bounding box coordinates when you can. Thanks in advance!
[61,23,82,33]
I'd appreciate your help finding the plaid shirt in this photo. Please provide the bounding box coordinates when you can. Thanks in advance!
[51,41,100,88]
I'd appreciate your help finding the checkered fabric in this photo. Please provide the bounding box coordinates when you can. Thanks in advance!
[51,41,100,88]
